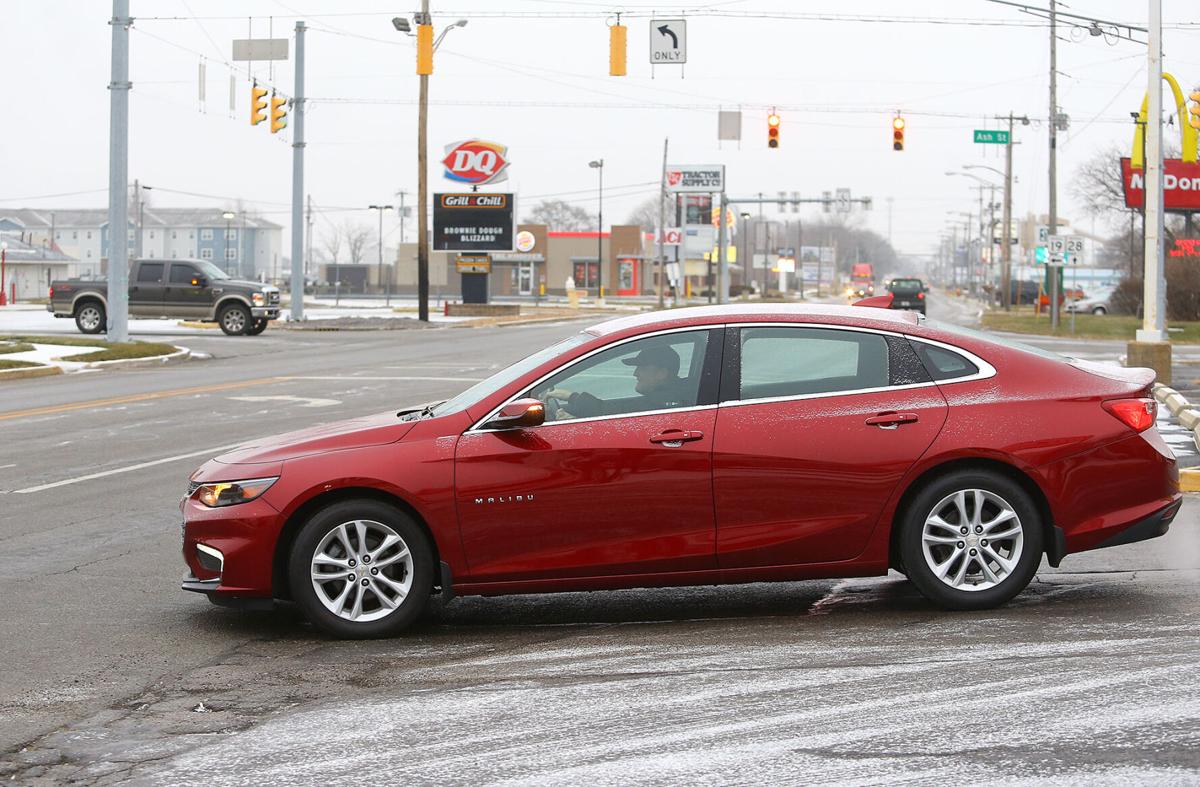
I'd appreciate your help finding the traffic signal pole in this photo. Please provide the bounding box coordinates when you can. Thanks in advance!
[290,21,306,322]
[106,0,131,343]
[1048,0,1060,329]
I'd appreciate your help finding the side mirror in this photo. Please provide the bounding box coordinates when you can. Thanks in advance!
[483,398,545,430]
[191,276,207,287]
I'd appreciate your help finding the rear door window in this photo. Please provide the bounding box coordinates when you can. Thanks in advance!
[136,263,165,283]
[735,327,889,401]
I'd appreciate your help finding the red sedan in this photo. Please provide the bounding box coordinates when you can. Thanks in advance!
[181,305,1180,638]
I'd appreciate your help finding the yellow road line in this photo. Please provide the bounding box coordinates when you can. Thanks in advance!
[0,377,287,422]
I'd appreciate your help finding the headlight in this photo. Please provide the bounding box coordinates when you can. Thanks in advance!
[195,477,278,507]
[252,292,265,306]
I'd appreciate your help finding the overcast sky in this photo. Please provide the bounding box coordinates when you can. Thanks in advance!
[3,1,1198,257]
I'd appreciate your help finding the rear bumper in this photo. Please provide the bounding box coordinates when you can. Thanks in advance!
[1093,498,1182,550]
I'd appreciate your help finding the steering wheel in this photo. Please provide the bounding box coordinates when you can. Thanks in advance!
[543,393,563,421]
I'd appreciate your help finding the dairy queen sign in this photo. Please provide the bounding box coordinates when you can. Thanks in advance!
[443,139,510,185]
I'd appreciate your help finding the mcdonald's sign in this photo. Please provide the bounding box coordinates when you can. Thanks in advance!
[1121,72,1200,212]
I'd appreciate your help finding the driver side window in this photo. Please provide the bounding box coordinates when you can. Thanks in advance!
[526,330,714,423]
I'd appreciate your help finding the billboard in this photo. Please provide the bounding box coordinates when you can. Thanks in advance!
[433,194,515,252]
[665,165,725,193]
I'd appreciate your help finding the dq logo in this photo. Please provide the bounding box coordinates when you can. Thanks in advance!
[443,140,510,185]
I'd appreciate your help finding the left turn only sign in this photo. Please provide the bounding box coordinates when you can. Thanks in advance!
[650,19,686,64]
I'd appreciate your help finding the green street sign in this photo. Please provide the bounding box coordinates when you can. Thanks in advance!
[974,129,1010,144]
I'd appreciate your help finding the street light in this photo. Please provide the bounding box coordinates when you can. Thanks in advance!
[368,204,394,303]
[222,211,236,274]
[0,241,7,306]
[589,159,604,301]
[396,12,468,322]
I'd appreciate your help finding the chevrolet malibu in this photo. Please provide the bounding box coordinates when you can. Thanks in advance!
[181,304,1180,638]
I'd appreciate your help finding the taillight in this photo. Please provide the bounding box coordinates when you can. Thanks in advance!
[917,291,924,300]
[48,286,54,299]
[1102,398,1156,432]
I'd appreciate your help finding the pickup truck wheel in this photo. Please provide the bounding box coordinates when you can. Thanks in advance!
[245,318,269,336]
[218,303,250,336]
[75,301,106,334]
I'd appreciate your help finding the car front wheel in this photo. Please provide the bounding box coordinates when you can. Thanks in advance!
[899,471,1042,610]
[1092,306,1107,316]
[288,500,433,638]
[218,303,251,335]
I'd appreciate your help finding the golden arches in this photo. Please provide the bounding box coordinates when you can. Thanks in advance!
[1131,72,1199,169]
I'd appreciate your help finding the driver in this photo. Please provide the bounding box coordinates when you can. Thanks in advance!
[547,345,691,419]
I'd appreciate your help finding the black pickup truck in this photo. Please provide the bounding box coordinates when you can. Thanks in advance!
[48,259,280,335]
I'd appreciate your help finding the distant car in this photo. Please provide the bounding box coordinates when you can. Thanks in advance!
[1066,288,1115,315]
[181,303,1180,638]
[886,278,927,315]
[997,280,1039,306]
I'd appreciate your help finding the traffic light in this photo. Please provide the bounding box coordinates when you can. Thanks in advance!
[892,115,906,151]
[609,23,627,76]
[416,24,433,75]
[1190,91,1200,130]
[250,84,268,126]
[767,112,780,148]
[270,94,288,134]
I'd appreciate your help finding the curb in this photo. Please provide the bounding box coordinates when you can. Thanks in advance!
[79,346,191,370]
[0,365,63,382]
[1152,384,1200,490]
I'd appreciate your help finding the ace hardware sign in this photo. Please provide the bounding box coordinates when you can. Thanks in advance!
[433,194,515,252]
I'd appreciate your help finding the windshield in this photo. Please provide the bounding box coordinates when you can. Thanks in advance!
[924,319,1066,363]
[192,260,231,280]
[430,332,592,417]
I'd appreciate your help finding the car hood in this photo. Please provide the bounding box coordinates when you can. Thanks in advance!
[219,278,274,291]
[214,410,417,464]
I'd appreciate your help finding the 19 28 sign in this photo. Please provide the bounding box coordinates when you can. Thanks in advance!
[433,193,515,252]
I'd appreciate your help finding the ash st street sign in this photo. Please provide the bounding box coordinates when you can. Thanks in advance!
[973,129,1010,144]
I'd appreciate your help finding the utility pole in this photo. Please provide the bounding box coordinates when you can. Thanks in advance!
[305,194,313,280]
[133,178,142,259]
[290,20,306,322]
[1048,0,1060,328]
[717,191,728,304]
[393,190,406,307]
[369,205,393,299]
[656,137,667,309]
[106,0,131,343]
[997,112,1031,311]
[1130,0,1171,381]
[416,0,431,322]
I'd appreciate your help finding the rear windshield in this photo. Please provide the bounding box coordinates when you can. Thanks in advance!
[889,279,923,293]
[923,319,1066,363]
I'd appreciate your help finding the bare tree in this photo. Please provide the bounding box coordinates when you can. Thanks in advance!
[525,199,595,231]
[625,196,661,233]
[343,221,372,265]
[318,224,343,266]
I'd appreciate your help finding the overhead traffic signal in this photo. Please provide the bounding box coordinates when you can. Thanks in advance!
[767,112,780,149]
[1190,91,1200,130]
[270,94,288,134]
[609,23,627,76]
[250,84,268,126]
[892,115,906,151]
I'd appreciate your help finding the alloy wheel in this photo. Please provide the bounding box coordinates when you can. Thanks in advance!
[310,519,414,622]
[222,308,247,334]
[921,489,1024,592]
[79,306,102,331]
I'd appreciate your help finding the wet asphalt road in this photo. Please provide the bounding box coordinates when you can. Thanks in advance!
[2,300,1199,785]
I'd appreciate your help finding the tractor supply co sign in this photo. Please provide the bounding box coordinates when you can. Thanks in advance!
[665,165,725,193]
[433,194,515,252]
[443,140,510,185]
[1121,158,1200,211]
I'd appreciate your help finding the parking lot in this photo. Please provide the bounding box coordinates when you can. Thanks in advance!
[2,302,1199,784]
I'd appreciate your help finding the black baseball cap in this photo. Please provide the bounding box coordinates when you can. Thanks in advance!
[622,345,680,376]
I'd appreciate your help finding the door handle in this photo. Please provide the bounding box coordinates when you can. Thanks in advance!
[649,429,704,446]
[865,412,919,429]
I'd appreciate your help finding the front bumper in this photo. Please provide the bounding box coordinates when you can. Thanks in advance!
[181,493,282,601]
[250,307,279,319]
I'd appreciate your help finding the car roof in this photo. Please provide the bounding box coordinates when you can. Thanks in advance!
[587,303,919,335]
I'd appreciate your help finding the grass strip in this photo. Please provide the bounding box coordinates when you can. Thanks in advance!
[0,359,44,370]
[980,311,1200,343]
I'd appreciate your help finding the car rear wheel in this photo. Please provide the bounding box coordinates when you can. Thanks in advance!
[288,499,433,638]
[1092,306,1107,316]
[75,301,106,334]
[218,303,251,335]
[899,470,1042,610]
[245,318,269,335]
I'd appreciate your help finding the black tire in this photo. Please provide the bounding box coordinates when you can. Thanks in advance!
[217,302,251,336]
[245,318,269,336]
[74,300,106,334]
[899,470,1043,611]
[288,499,434,639]
[1092,306,1107,316]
